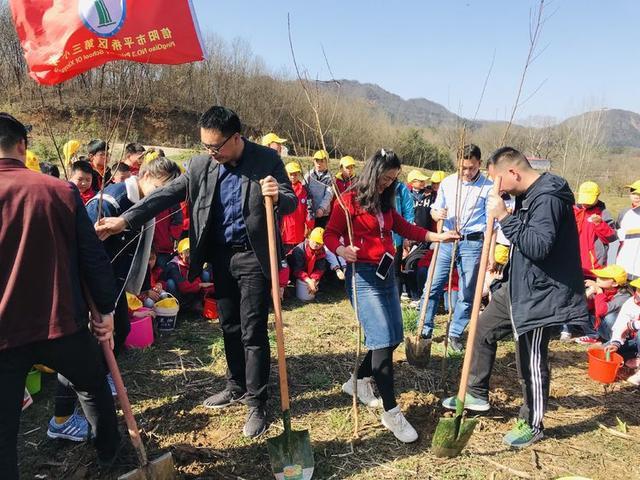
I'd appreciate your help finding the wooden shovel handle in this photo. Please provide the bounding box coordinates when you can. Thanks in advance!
[415,220,443,340]
[82,284,148,467]
[264,195,290,412]
[457,177,502,403]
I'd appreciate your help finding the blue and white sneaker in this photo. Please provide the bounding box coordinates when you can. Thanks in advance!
[47,411,89,442]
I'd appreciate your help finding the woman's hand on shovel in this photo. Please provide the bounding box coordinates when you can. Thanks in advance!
[430,230,460,243]
[91,311,115,350]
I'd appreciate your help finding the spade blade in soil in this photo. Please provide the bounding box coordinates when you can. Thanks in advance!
[267,428,314,480]
[405,336,431,368]
[431,414,478,458]
[118,452,176,480]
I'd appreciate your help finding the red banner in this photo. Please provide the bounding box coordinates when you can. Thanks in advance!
[10,0,206,85]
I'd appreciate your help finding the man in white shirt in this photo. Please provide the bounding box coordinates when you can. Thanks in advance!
[417,144,492,352]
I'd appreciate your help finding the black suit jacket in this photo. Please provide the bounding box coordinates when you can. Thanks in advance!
[122,140,297,280]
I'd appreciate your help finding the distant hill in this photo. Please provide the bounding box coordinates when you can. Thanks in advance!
[333,80,640,149]
[326,80,483,129]
[560,108,640,149]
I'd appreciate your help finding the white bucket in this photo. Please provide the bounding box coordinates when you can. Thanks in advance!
[295,279,315,302]
[153,293,180,332]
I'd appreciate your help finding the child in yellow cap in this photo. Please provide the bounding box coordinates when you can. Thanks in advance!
[604,277,640,385]
[288,227,328,301]
[616,179,640,279]
[578,265,632,344]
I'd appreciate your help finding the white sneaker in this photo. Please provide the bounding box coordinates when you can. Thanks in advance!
[381,406,418,443]
[341,376,382,408]
[626,370,640,386]
[560,331,572,342]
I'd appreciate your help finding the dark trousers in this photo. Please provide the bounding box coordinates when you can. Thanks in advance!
[211,249,270,407]
[0,330,119,479]
[113,291,130,357]
[467,285,553,434]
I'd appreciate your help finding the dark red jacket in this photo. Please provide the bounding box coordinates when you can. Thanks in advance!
[280,181,313,246]
[0,158,116,351]
[153,205,183,254]
[325,191,428,264]
[417,249,459,291]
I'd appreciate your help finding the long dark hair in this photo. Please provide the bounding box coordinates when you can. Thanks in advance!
[355,149,401,213]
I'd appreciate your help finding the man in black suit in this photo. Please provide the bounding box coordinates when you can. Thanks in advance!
[96,106,297,437]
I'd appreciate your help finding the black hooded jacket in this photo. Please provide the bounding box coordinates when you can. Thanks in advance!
[499,173,588,336]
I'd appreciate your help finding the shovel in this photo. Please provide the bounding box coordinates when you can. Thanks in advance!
[405,221,443,367]
[431,177,501,458]
[264,196,314,480]
[82,286,175,480]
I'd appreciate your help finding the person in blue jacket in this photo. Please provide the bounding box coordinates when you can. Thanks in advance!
[393,180,415,298]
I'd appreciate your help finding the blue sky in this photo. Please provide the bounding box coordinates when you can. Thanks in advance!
[191,0,639,122]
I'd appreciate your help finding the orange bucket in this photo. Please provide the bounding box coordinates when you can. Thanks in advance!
[203,297,218,320]
[587,348,623,384]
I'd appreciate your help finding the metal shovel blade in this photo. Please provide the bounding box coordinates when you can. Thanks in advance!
[118,452,176,480]
[404,336,432,368]
[431,414,478,458]
[267,429,314,480]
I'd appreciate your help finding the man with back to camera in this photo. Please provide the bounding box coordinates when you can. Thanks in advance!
[95,106,297,438]
[442,147,588,448]
[0,113,120,478]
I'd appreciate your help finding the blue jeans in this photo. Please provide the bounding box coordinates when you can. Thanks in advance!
[346,263,403,349]
[418,239,483,338]
[597,312,619,342]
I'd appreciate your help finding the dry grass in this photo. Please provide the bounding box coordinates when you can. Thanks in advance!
[17,284,640,479]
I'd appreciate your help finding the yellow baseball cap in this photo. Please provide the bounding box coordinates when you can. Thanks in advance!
[308,227,325,245]
[177,238,190,254]
[494,244,510,265]
[313,150,329,161]
[285,162,302,174]
[407,169,429,183]
[577,181,600,205]
[25,150,40,172]
[339,156,356,168]
[630,278,640,289]
[126,292,143,310]
[431,171,446,183]
[626,180,640,193]
[592,265,628,285]
[63,140,81,165]
[262,133,287,146]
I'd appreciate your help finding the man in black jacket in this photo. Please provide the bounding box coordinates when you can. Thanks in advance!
[96,106,297,438]
[442,147,588,449]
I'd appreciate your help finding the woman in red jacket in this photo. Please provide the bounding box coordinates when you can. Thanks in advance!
[325,149,457,443]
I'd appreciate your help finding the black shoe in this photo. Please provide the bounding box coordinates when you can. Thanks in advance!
[448,336,464,353]
[97,436,126,469]
[420,333,432,340]
[202,389,246,409]
[243,405,268,438]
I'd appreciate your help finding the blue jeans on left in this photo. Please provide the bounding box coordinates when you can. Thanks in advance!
[417,239,483,339]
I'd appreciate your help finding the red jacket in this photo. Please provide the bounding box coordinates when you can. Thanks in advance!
[80,188,95,205]
[280,181,313,246]
[150,265,166,290]
[574,203,615,276]
[335,173,354,195]
[153,205,183,254]
[180,201,189,235]
[417,249,459,291]
[325,191,427,264]
[290,241,328,282]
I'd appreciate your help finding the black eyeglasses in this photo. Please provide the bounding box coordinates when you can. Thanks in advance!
[202,134,234,155]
